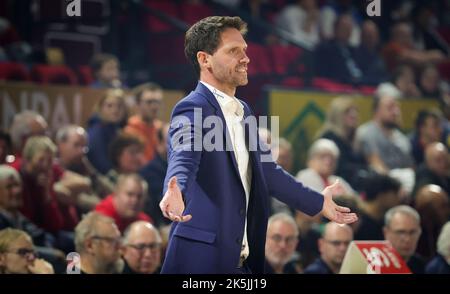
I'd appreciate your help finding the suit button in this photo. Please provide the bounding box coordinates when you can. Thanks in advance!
[239,208,245,216]
[236,238,242,244]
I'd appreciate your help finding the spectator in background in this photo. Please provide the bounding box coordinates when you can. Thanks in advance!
[264,213,300,274]
[276,0,320,49]
[317,97,368,191]
[354,20,387,85]
[319,0,362,47]
[56,125,113,207]
[382,22,445,73]
[415,185,450,260]
[0,131,12,164]
[74,212,123,274]
[95,174,151,233]
[355,173,401,241]
[107,133,146,185]
[304,222,353,274]
[315,13,362,84]
[125,83,164,163]
[413,142,450,197]
[8,111,48,169]
[90,53,122,88]
[425,221,450,274]
[140,124,170,228]
[121,221,162,274]
[355,93,414,174]
[419,64,450,100]
[0,228,54,274]
[296,138,355,196]
[392,65,422,98]
[410,109,444,165]
[87,89,127,174]
[383,205,425,274]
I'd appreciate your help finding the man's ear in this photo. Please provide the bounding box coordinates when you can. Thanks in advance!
[85,238,94,254]
[197,51,210,70]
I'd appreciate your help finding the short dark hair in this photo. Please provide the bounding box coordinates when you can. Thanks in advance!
[132,82,162,104]
[90,53,118,75]
[109,133,144,168]
[184,16,248,77]
[362,173,401,202]
[415,109,442,130]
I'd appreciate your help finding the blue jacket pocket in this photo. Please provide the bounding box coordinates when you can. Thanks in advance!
[173,225,216,244]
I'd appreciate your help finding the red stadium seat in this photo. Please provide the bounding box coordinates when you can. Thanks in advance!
[246,42,272,76]
[31,65,78,85]
[143,0,179,33]
[0,62,30,81]
[77,65,94,85]
[268,44,303,75]
[179,2,213,25]
[312,78,355,93]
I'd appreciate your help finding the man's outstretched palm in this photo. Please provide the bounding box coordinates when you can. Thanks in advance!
[159,176,192,222]
[321,180,358,224]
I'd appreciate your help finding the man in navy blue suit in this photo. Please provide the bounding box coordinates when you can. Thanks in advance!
[159,16,358,274]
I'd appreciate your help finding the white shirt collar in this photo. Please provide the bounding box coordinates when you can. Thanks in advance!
[200,81,244,116]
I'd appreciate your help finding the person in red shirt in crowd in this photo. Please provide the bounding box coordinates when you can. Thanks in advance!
[8,111,48,169]
[16,136,80,233]
[124,83,163,163]
[95,174,152,233]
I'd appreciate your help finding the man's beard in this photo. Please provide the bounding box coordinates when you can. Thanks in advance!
[94,257,124,274]
[382,121,399,129]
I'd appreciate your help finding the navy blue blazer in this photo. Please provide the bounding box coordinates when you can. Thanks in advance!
[161,82,324,274]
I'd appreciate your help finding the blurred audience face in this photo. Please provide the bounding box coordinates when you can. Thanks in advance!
[118,143,146,173]
[114,177,145,219]
[420,115,442,143]
[88,221,122,273]
[265,219,299,269]
[415,185,450,226]
[384,212,421,261]
[0,234,37,274]
[58,129,88,167]
[376,96,401,129]
[335,14,353,43]
[425,143,449,178]
[0,171,23,211]
[26,149,53,176]
[139,90,163,122]
[309,151,337,178]
[344,105,359,130]
[392,23,414,48]
[98,59,119,84]
[361,20,379,50]
[319,222,353,273]
[299,0,317,10]
[420,66,440,95]
[100,95,125,124]
[123,222,162,274]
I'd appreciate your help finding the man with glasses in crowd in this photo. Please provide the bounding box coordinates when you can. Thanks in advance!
[304,222,353,274]
[121,221,162,274]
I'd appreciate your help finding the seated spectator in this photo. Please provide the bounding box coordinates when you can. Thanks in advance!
[121,221,162,274]
[389,65,422,98]
[383,205,425,274]
[90,53,122,88]
[8,111,48,169]
[17,136,78,233]
[354,20,387,85]
[0,228,54,274]
[87,89,127,174]
[296,138,355,195]
[355,93,414,174]
[107,133,146,185]
[410,109,444,165]
[0,130,12,164]
[414,185,450,260]
[317,97,368,190]
[355,173,401,241]
[265,213,301,274]
[304,222,353,274]
[95,174,152,233]
[425,221,450,274]
[315,13,362,84]
[413,142,450,197]
[74,212,123,274]
[382,22,445,73]
[294,210,321,269]
[140,124,169,228]
[124,82,164,163]
[275,0,320,48]
[419,64,449,100]
[56,125,114,207]
[270,138,295,216]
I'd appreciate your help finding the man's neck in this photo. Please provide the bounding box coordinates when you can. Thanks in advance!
[200,78,236,97]
[362,201,385,220]
[375,120,395,135]
[139,114,154,125]
[322,258,339,274]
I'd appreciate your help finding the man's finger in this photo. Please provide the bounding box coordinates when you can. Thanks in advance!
[336,205,351,213]
[168,211,181,222]
[180,214,192,222]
